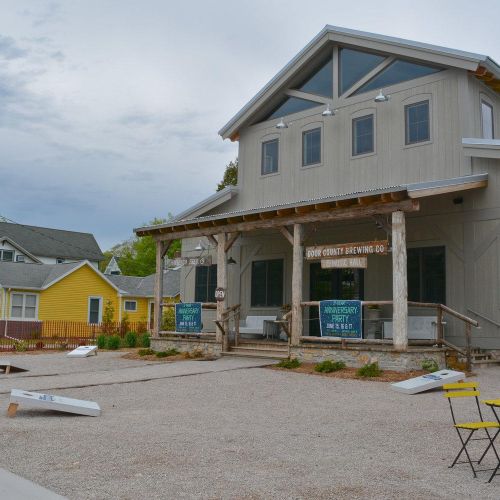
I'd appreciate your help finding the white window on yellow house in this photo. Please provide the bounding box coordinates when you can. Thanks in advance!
[11,293,38,320]
[124,300,137,312]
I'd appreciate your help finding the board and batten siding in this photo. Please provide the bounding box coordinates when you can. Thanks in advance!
[38,265,119,322]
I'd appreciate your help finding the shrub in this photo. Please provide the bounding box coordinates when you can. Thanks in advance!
[277,358,301,369]
[138,348,155,356]
[162,306,176,331]
[356,362,382,378]
[314,360,346,373]
[421,359,439,373]
[124,331,138,348]
[97,334,107,349]
[139,333,150,348]
[156,348,179,358]
[106,335,121,350]
[14,340,28,352]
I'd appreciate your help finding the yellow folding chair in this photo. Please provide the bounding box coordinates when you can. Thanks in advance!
[443,382,500,478]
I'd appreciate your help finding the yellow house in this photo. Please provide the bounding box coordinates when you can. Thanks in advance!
[0,261,180,329]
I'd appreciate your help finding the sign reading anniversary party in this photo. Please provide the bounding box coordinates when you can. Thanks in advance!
[175,302,202,333]
[319,300,362,338]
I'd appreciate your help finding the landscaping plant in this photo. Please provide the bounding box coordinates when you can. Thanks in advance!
[156,348,179,358]
[277,358,301,369]
[356,362,382,377]
[421,359,439,373]
[139,333,151,348]
[124,331,138,348]
[14,340,28,352]
[97,334,107,349]
[138,348,155,356]
[106,335,121,350]
[314,360,346,373]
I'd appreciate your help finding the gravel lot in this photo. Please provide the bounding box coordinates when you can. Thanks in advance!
[0,352,499,499]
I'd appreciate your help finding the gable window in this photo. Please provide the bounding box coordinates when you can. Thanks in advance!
[195,264,217,303]
[261,139,279,175]
[56,258,65,264]
[294,57,333,97]
[339,48,386,95]
[16,254,25,262]
[88,297,102,324]
[408,246,445,304]
[0,250,14,262]
[405,101,430,145]
[352,115,374,156]
[302,128,321,166]
[265,97,321,121]
[353,59,441,96]
[481,100,494,139]
[124,300,137,312]
[251,259,284,307]
[11,293,38,320]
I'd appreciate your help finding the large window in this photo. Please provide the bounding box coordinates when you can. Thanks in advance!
[0,250,14,262]
[266,97,321,121]
[88,297,102,324]
[408,246,446,304]
[294,57,333,97]
[302,128,321,166]
[261,139,279,175]
[251,259,284,307]
[352,115,374,156]
[405,101,430,145]
[195,264,217,303]
[339,48,385,95]
[481,100,494,139]
[11,293,38,319]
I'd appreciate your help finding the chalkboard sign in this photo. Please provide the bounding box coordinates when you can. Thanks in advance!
[175,303,202,333]
[319,300,362,338]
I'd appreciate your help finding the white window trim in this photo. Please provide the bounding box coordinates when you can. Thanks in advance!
[88,296,103,324]
[0,249,14,262]
[124,300,137,312]
[10,292,39,321]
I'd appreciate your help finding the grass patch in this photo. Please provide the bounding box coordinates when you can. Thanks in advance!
[356,362,382,378]
[314,360,346,373]
[276,358,301,369]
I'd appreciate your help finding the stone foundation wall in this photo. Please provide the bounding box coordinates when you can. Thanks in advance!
[151,336,221,357]
[291,344,447,371]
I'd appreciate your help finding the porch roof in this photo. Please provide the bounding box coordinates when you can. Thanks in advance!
[136,174,487,240]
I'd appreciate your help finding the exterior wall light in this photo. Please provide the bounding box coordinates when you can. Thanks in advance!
[374,89,390,102]
[275,118,289,129]
[322,103,336,116]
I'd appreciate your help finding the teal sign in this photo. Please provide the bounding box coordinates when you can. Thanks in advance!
[319,300,362,338]
[175,303,202,333]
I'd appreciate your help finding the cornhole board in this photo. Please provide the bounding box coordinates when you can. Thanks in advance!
[7,389,101,417]
[0,360,28,375]
[67,345,98,357]
[390,369,465,395]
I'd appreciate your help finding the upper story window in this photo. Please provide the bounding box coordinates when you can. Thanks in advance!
[352,115,374,156]
[481,100,494,139]
[251,259,284,307]
[56,258,65,264]
[124,300,137,312]
[294,57,333,98]
[195,264,217,303]
[265,97,321,121]
[261,139,279,175]
[339,48,386,95]
[302,128,321,166]
[353,60,441,96]
[16,254,25,262]
[0,250,14,262]
[11,293,38,320]
[405,101,430,145]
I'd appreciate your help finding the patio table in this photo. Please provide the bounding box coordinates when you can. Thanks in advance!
[482,399,500,482]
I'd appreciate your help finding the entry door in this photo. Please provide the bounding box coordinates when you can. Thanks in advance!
[308,263,364,336]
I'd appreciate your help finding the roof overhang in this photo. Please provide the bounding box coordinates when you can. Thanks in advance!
[462,138,500,160]
[174,186,238,220]
[219,25,500,141]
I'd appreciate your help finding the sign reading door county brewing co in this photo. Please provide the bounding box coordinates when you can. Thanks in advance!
[175,303,202,333]
[319,300,362,338]
[306,240,389,260]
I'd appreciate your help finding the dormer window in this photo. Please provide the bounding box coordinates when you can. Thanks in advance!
[481,100,494,139]
[261,139,279,175]
[0,250,14,262]
[56,258,65,264]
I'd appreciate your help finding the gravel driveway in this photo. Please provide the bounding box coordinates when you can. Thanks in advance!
[0,352,499,499]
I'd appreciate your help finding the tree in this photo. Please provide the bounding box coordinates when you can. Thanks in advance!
[100,217,181,277]
[216,158,238,191]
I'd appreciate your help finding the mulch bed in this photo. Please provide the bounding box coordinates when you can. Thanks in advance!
[121,349,216,363]
[269,363,427,382]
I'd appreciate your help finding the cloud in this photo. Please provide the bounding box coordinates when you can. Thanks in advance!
[0,35,28,59]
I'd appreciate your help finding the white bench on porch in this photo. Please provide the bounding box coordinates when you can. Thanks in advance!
[239,315,277,338]
[383,316,442,340]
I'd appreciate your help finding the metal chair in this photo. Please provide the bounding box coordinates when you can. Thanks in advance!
[443,382,500,478]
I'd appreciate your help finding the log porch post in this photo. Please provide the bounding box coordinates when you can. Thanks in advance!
[392,211,408,351]
[153,240,165,337]
[216,233,228,349]
[291,223,304,347]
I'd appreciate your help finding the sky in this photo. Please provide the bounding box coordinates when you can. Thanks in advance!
[0,1,499,250]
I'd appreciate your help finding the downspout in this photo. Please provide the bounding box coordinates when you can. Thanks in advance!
[3,288,10,338]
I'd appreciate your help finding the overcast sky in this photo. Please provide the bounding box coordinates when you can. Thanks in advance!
[0,1,499,250]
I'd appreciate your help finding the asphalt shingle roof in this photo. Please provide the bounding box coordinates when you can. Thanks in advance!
[0,222,104,261]
[107,269,180,298]
[0,262,82,289]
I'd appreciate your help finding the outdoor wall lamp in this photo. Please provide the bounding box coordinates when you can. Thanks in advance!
[227,256,237,265]
[275,118,288,129]
[374,89,390,102]
[276,103,336,130]
[194,240,206,251]
[321,103,336,116]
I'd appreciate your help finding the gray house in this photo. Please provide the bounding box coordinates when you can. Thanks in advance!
[136,26,500,368]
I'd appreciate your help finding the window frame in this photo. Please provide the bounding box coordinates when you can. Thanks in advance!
[10,292,39,321]
[302,126,322,167]
[405,100,431,146]
[194,264,218,303]
[250,258,285,308]
[15,254,25,262]
[352,113,375,157]
[124,300,137,312]
[88,296,103,324]
[481,99,494,139]
[0,250,14,262]
[261,138,280,176]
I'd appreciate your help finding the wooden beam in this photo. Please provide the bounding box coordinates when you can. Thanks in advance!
[207,235,218,247]
[335,198,357,208]
[408,180,488,199]
[224,232,240,253]
[279,226,294,246]
[216,233,228,350]
[314,201,335,211]
[291,223,304,346]
[227,216,244,224]
[390,191,407,202]
[295,205,314,214]
[147,199,419,241]
[229,133,240,142]
[243,213,260,222]
[392,211,408,352]
[161,241,172,258]
[276,208,295,217]
[153,240,165,336]
[259,211,276,220]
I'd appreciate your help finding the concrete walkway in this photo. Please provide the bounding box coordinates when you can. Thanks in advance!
[0,467,66,499]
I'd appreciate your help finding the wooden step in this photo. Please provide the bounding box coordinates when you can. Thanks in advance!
[223,347,288,360]
[233,345,287,353]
